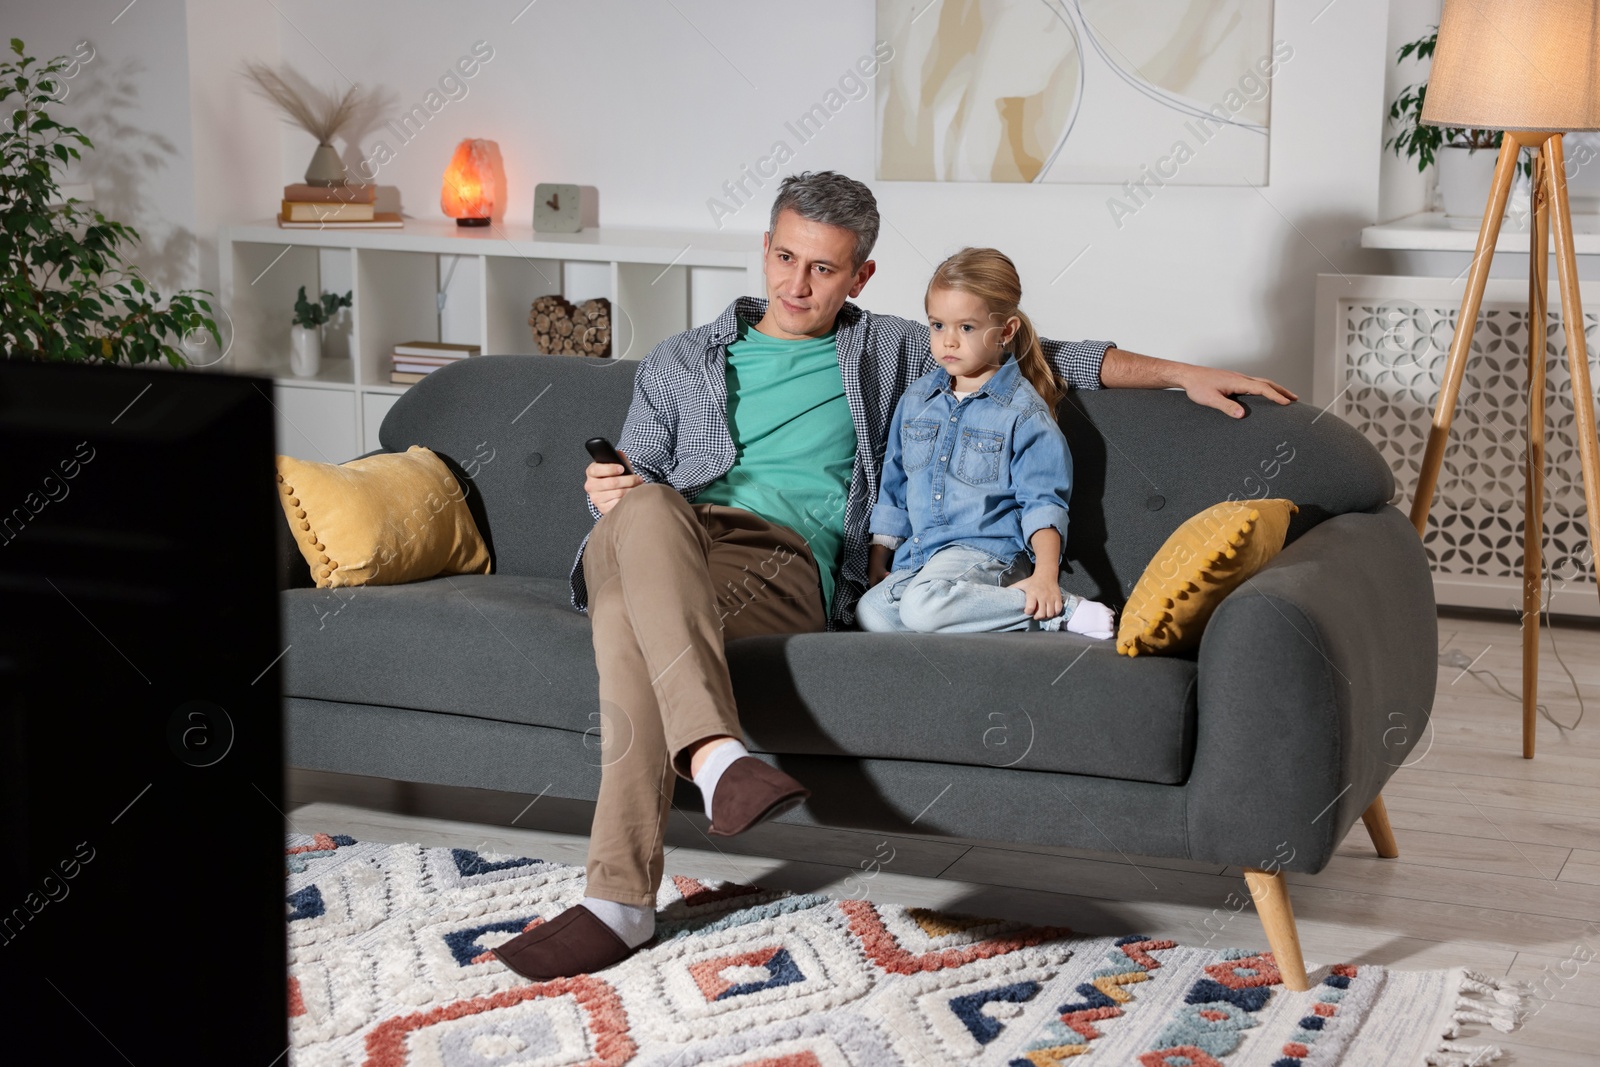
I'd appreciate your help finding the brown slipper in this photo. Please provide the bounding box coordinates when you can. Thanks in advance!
[491,904,650,981]
[707,756,811,837]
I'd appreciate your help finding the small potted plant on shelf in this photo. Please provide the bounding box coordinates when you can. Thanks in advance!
[1386,28,1531,228]
[290,286,351,378]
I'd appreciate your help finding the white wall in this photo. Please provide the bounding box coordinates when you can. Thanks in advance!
[5,0,198,293]
[184,0,283,319]
[10,0,1409,396]
[1379,0,1441,223]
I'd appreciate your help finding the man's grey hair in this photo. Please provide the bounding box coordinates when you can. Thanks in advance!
[768,171,880,269]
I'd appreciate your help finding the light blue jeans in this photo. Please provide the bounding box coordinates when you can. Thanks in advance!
[855,543,1085,633]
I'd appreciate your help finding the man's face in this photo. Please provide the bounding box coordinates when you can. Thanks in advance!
[759,208,875,339]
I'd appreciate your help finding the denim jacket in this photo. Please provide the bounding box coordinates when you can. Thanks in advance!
[869,352,1073,574]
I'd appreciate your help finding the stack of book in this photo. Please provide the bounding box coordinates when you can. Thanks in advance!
[279,183,403,228]
[390,341,480,384]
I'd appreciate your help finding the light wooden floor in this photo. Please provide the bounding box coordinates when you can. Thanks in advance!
[288,606,1600,1064]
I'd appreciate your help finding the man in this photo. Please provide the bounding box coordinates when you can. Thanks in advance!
[491,171,1297,981]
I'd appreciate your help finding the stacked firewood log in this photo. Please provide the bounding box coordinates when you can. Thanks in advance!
[529,294,611,357]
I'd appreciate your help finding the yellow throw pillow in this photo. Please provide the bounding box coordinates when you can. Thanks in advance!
[1117,498,1299,657]
[275,445,492,589]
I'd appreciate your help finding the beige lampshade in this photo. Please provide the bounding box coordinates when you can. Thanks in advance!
[1422,0,1600,132]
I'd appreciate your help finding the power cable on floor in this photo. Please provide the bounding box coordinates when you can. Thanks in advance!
[1437,568,1586,741]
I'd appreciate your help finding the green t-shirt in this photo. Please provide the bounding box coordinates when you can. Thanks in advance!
[693,315,856,618]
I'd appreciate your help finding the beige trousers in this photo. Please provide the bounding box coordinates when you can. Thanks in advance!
[579,482,828,906]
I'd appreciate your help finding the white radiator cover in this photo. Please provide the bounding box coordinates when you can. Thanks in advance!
[1314,274,1599,618]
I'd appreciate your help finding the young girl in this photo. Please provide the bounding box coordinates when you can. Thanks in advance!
[856,247,1116,638]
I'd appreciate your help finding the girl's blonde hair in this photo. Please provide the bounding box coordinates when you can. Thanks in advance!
[924,247,1063,410]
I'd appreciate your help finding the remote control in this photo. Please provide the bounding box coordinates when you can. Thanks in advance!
[584,436,630,470]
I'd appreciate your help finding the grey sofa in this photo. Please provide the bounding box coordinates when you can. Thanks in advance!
[277,352,1436,989]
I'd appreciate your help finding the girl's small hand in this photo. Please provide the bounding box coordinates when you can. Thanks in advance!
[1013,573,1063,621]
[868,543,892,587]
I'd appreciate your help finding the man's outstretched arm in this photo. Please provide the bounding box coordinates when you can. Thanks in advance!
[1099,346,1300,419]
[906,317,1300,417]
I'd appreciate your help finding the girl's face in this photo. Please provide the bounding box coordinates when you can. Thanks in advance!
[926,286,1019,383]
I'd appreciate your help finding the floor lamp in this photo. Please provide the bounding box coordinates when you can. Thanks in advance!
[1408,0,1600,759]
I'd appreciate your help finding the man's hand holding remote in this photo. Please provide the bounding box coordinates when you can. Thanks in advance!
[583,438,640,515]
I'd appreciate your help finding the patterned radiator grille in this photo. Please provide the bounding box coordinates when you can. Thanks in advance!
[1337,301,1598,610]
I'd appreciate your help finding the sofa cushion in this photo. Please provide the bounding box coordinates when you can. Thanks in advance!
[275,445,492,588]
[1117,498,1299,657]
[727,632,1198,785]
[282,575,1199,785]
[282,575,600,738]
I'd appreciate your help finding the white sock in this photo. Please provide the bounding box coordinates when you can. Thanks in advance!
[580,896,655,948]
[1065,598,1116,640]
[691,738,750,822]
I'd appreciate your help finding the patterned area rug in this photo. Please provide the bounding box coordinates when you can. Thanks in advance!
[285,833,1531,1067]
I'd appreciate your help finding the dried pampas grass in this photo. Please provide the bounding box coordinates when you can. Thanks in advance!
[242,60,368,145]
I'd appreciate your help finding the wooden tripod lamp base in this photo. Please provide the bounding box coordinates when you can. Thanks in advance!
[1406,131,1600,760]
[1405,0,1600,760]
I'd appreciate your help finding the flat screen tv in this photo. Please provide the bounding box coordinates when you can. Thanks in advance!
[0,360,288,1062]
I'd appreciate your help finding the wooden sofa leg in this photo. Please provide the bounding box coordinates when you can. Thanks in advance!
[1243,867,1310,991]
[1361,795,1400,858]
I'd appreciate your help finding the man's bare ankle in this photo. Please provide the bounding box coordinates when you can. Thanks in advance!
[687,735,738,777]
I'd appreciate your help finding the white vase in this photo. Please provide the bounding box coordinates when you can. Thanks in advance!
[289,324,322,378]
[1437,144,1502,229]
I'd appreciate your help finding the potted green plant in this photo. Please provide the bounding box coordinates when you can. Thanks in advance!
[290,286,351,378]
[0,39,220,365]
[1386,28,1529,227]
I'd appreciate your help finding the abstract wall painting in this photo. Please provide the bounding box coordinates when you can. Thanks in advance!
[876,0,1281,185]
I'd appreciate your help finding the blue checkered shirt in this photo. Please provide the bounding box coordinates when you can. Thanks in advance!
[569,295,1111,630]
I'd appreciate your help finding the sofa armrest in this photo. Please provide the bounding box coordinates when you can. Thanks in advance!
[1187,504,1437,873]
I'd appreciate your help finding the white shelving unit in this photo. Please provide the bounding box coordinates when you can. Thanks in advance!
[217,219,763,463]
[1361,210,1600,253]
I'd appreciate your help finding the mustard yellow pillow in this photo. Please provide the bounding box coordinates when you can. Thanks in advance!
[275,445,491,589]
[1117,498,1299,657]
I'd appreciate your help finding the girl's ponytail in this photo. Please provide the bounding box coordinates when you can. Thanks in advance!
[1008,308,1060,410]
[925,248,1064,410]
